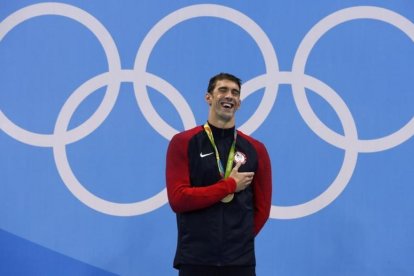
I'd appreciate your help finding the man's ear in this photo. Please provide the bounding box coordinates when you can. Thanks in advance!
[205,92,212,106]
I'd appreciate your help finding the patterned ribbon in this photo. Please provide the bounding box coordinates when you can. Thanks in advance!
[203,122,237,203]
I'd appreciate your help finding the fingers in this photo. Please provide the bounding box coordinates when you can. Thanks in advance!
[240,172,254,177]
[234,171,255,192]
[239,172,254,182]
[231,162,256,192]
[243,173,254,186]
[233,161,242,171]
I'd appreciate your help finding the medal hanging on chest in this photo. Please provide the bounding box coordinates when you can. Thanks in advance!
[204,123,237,203]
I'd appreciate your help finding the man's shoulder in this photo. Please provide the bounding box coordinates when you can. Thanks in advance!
[236,129,265,147]
[171,125,204,142]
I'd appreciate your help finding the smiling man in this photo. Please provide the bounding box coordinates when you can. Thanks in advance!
[166,73,272,276]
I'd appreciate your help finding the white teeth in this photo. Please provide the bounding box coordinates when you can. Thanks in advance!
[221,102,233,108]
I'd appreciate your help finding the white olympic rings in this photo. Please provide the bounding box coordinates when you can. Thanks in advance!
[1,3,413,218]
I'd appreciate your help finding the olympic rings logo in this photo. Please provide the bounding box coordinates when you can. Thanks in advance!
[1,3,413,219]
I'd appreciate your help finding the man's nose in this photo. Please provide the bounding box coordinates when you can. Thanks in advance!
[224,91,233,98]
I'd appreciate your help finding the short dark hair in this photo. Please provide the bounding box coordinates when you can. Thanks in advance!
[207,73,241,94]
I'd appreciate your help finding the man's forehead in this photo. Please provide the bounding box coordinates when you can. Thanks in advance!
[215,79,240,90]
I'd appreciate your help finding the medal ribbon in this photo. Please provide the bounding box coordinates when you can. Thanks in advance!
[204,123,237,203]
[203,123,237,178]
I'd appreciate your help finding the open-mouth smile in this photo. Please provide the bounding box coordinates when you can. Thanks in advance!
[220,102,234,109]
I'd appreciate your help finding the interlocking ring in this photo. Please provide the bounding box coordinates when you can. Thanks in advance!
[1,3,413,218]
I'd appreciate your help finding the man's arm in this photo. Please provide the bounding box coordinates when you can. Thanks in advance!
[252,142,272,236]
[166,131,237,213]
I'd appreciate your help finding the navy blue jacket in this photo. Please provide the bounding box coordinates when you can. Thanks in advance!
[166,124,272,268]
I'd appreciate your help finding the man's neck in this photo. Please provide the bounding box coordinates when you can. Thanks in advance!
[207,121,235,140]
[207,118,235,129]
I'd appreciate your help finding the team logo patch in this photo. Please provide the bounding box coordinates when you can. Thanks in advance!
[234,151,247,164]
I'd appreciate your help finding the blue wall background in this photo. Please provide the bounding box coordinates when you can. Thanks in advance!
[1,1,413,275]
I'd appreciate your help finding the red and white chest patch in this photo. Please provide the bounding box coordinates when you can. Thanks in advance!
[234,151,247,164]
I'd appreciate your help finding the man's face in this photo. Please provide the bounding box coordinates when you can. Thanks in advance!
[206,79,241,123]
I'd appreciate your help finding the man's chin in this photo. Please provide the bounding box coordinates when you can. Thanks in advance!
[218,113,234,122]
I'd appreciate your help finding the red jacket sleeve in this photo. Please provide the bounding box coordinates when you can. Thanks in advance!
[251,141,272,236]
[166,130,237,213]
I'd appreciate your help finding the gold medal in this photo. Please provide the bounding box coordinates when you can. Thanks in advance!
[221,193,234,203]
